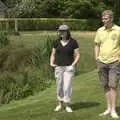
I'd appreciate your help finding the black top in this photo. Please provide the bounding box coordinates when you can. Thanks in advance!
[53,38,79,66]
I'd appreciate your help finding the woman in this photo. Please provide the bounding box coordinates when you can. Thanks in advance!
[50,24,80,112]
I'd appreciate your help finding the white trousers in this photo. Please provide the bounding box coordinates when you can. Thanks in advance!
[55,66,75,103]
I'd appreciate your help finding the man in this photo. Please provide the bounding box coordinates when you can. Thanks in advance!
[50,24,80,112]
[94,10,120,119]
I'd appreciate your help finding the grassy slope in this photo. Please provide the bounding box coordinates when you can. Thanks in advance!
[0,70,119,120]
[0,31,119,120]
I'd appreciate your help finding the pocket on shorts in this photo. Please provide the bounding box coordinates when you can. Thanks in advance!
[111,61,120,68]
[67,65,75,72]
[55,66,60,78]
[96,59,101,64]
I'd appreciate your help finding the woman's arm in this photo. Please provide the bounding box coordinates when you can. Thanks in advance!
[72,48,80,66]
[50,48,57,67]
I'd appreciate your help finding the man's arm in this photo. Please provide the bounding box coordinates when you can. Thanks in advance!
[95,43,100,60]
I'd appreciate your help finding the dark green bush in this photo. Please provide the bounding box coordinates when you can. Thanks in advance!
[0,36,54,104]
[0,18,101,32]
[0,21,7,31]
[18,18,100,31]
[0,31,9,48]
[7,31,20,36]
[116,18,120,26]
[66,19,100,31]
[0,67,52,104]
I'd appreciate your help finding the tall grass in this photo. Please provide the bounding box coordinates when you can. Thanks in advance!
[0,31,96,104]
[0,35,54,104]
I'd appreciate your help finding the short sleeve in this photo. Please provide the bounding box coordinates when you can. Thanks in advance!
[94,30,101,44]
[52,40,58,48]
[73,40,79,49]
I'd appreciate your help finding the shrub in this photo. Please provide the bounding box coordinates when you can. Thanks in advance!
[0,31,9,48]
[0,18,101,32]
[0,36,54,104]
[18,18,100,31]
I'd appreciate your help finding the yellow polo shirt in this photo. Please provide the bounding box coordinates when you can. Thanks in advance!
[94,24,120,63]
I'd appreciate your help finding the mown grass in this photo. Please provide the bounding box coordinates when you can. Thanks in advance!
[0,70,119,120]
[0,31,119,120]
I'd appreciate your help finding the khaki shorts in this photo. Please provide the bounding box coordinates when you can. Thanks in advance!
[96,59,120,89]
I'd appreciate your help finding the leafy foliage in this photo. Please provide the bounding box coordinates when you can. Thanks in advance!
[0,18,101,31]
[5,0,114,19]
[0,35,54,104]
[0,31,9,48]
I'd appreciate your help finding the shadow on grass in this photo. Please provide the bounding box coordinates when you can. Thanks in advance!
[116,107,120,115]
[71,101,100,111]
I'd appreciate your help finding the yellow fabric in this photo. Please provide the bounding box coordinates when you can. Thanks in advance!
[94,24,120,63]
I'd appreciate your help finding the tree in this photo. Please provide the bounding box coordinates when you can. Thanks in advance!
[61,0,107,19]
[7,0,36,18]
[1,0,21,8]
[34,0,64,18]
[5,0,111,18]
[7,0,64,18]
[114,0,120,22]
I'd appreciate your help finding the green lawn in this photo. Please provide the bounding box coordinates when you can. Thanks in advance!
[0,31,119,120]
[0,70,119,120]
[9,31,95,48]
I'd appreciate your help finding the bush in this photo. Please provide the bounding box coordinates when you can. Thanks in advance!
[0,67,52,104]
[0,18,101,32]
[0,31,9,48]
[18,18,101,31]
[115,17,120,26]
[0,36,54,104]
[7,31,20,36]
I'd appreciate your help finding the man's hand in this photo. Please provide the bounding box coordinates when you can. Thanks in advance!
[116,56,120,62]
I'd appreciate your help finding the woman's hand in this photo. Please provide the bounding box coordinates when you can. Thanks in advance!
[68,65,74,71]
[50,63,57,67]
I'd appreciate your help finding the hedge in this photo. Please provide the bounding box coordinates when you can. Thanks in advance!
[0,18,101,31]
